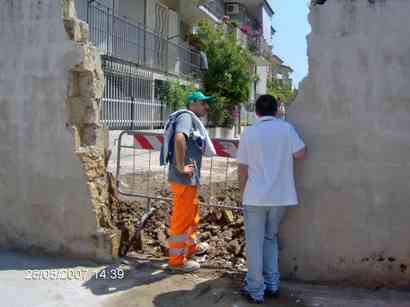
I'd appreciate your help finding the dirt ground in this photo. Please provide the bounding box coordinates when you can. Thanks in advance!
[136,201,246,269]
[109,171,246,269]
[109,139,246,267]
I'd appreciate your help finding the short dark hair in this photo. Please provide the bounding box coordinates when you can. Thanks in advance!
[255,94,277,116]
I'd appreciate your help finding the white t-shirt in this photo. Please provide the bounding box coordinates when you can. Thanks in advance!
[236,116,305,207]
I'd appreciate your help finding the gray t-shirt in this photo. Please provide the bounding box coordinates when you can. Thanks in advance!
[168,113,203,186]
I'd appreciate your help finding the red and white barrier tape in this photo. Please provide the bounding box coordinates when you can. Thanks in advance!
[133,133,239,158]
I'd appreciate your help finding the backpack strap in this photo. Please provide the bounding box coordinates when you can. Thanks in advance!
[162,110,192,165]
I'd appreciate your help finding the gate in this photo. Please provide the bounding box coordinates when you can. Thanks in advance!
[115,131,242,211]
[100,56,169,130]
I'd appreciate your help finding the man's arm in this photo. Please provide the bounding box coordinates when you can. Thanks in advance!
[289,124,306,161]
[293,145,307,160]
[238,163,249,205]
[174,132,193,177]
[236,129,249,205]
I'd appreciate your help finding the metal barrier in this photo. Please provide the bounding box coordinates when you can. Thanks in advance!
[115,131,242,211]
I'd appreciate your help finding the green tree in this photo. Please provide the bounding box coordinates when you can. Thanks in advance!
[158,80,195,111]
[192,21,255,127]
[267,78,296,103]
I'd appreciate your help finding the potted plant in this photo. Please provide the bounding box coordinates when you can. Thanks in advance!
[230,20,239,28]
[240,24,251,34]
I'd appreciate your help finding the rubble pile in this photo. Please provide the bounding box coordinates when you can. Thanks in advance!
[115,182,247,269]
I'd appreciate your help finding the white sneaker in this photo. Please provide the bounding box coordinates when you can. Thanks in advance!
[192,242,209,257]
[167,260,201,273]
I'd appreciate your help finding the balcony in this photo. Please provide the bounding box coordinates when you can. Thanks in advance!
[224,1,273,59]
[254,36,273,60]
[74,0,201,78]
[226,23,249,49]
[226,23,272,60]
[199,0,225,21]
[226,0,274,18]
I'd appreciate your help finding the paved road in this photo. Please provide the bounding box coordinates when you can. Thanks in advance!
[1,250,410,307]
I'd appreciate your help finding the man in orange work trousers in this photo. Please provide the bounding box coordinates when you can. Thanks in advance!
[163,90,216,273]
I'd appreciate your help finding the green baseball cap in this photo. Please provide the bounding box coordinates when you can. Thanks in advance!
[187,90,213,104]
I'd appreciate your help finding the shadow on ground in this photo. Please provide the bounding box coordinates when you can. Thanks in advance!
[83,258,170,296]
[3,250,410,307]
[153,274,306,307]
[100,268,306,307]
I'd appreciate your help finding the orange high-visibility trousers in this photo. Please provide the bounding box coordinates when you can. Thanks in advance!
[168,182,200,266]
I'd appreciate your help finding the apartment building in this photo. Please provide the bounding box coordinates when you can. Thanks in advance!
[223,1,276,126]
[271,54,294,88]
[73,0,280,130]
[224,1,275,100]
[73,0,221,130]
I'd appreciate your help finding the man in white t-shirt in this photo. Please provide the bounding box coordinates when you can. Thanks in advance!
[237,94,306,304]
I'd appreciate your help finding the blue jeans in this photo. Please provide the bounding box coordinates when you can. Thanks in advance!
[243,206,287,300]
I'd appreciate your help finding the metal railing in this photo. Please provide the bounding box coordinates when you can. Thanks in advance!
[226,24,249,49]
[74,0,201,78]
[246,35,273,59]
[257,37,273,59]
[201,0,225,20]
[115,131,242,211]
[100,56,173,130]
[225,23,273,59]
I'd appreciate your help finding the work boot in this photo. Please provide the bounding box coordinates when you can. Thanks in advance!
[192,242,209,257]
[167,260,200,273]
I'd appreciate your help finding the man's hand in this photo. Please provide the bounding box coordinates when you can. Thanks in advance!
[175,132,191,177]
[177,163,194,178]
[293,146,307,160]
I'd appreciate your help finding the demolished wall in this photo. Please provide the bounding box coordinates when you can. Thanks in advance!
[0,0,117,260]
[284,0,410,288]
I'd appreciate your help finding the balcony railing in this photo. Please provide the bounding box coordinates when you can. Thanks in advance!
[201,0,225,20]
[226,24,273,58]
[226,24,249,49]
[74,0,201,78]
[251,36,273,59]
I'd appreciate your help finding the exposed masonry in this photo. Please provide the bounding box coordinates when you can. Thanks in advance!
[62,0,122,258]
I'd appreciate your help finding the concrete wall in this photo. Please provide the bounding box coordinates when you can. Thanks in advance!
[283,0,410,288]
[261,3,273,46]
[0,0,113,260]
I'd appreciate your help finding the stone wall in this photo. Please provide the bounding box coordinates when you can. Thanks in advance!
[283,0,410,288]
[0,0,115,261]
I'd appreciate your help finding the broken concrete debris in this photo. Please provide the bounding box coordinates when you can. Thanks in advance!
[109,178,247,269]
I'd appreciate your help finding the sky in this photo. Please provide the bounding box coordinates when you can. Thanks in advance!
[270,1,311,88]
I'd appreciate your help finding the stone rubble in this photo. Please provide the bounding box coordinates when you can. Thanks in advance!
[111,179,247,269]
